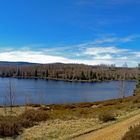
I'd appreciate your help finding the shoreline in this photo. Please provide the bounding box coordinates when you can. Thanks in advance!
[1,95,135,108]
[0,93,139,140]
[0,76,136,83]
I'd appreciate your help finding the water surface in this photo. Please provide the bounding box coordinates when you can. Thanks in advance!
[0,78,136,105]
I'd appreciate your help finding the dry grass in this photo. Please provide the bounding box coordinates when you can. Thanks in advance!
[0,109,49,138]
[0,95,140,139]
[0,106,34,116]
[11,95,140,140]
[18,109,140,140]
[122,124,140,140]
[18,118,98,140]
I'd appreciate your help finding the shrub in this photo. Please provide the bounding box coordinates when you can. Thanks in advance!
[132,95,140,103]
[122,124,140,140]
[18,117,34,128]
[98,110,116,122]
[0,109,49,137]
[28,104,42,107]
[0,116,21,137]
[20,109,49,122]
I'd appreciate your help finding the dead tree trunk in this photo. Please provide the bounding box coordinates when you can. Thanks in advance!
[6,79,16,114]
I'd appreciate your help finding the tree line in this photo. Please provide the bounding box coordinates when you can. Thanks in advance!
[136,64,140,92]
[0,63,137,82]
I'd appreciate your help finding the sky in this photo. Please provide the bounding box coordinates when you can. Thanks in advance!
[0,0,140,67]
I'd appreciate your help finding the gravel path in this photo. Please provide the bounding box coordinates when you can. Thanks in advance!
[73,113,140,140]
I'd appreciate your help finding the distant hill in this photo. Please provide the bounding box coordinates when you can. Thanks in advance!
[0,61,37,66]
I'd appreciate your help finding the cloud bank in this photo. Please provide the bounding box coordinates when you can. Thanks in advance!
[0,35,139,67]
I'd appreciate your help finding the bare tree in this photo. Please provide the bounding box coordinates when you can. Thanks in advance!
[119,78,126,98]
[37,90,45,105]
[5,79,16,114]
[136,64,140,92]
[3,95,7,115]
[24,92,33,110]
[0,63,137,82]
[119,63,128,98]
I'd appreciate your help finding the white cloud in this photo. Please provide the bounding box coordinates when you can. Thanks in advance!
[0,48,138,67]
[0,50,73,64]
[0,35,139,67]
[132,52,140,58]
[93,36,135,44]
[72,35,138,50]
[84,46,128,56]
[94,54,113,60]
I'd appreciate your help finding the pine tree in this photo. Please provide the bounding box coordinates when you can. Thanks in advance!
[80,71,86,80]
[89,71,93,80]
[16,68,20,76]
[136,64,140,91]
[34,69,38,77]
[45,70,48,78]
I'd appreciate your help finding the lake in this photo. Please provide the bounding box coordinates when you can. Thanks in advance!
[0,78,136,105]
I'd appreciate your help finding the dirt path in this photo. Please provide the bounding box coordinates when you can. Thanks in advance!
[73,113,140,140]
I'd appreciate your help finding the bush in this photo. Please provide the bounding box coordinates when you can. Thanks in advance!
[122,124,140,140]
[0,116,21,137]
[132,95,140,104]
[0,109,49,137]
[28,104,42,107]
[20,109,49,122]
[18,117,34,128]
[98,110,116,122]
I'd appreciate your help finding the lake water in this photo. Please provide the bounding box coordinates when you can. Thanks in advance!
[0,78,136,105]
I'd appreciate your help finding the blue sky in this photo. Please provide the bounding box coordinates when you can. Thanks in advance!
[0,0,140,67]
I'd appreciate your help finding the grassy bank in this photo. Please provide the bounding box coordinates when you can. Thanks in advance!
[1,94,140,140]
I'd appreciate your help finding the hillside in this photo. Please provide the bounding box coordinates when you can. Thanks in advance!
[0,61,37,66]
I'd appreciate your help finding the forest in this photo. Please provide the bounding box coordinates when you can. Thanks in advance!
[0,63,137,82]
